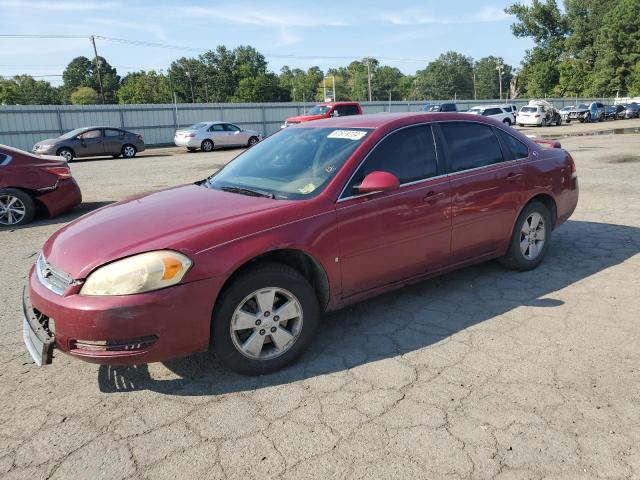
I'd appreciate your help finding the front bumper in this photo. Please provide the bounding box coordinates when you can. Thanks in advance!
[25,265,223,366]
[23,288,55,366]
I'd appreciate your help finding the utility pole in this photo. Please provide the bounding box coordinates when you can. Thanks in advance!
[323,76,327,101]
[496,59,504,101]
[332,76,336,101]
[366,60,372,102]
[90,35,105,104]
[473,68,477,101]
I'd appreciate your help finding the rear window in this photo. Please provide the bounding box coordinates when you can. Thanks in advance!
[335,105,360,116]
[186,123,208,130]
[0,154,10,166]
[495,129,529,160]
[520,107,537,113]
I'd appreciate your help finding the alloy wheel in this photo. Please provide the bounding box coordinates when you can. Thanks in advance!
[59,150,73,161]
[230,287,304,360]
[520,212,546,260]
[123,145,136,158]
[0,194,27,226]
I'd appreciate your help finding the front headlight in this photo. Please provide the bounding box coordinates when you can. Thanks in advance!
[80,250,192,296]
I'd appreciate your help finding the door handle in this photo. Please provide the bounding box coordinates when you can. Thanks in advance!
[423,191,445,204]
[506,172,523,182]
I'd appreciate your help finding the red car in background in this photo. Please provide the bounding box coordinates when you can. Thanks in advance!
[23,113,578,374]
[0,145,82,226]
[281,101,362,128]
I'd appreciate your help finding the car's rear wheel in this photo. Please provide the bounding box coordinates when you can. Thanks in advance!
[0,188,35,227]
[122,144,137,158]
[211,263,319,375]
[201,139,214,152]
[503,118,512,126]
[499,201,551,271]
[248,136,259,147]
[57,148,74,162]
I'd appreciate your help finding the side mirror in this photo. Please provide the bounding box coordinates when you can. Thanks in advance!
[357,171,400,194]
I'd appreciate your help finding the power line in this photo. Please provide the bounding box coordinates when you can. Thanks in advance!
[0,34,432,64]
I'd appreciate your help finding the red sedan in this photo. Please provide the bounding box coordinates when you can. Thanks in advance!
[23,113,578,374]
[1,145,82,226]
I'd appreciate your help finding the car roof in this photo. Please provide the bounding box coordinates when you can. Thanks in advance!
[291,112,504,130]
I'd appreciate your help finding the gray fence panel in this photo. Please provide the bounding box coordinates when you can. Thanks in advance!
[0,98,618,152]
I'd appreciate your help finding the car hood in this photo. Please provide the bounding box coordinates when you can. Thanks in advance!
[286,114,326,123]
[34,138,61,147]
[42,184,295,279]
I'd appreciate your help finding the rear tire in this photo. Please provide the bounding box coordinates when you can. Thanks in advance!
[211,263,320,375]
[503,118,512,126]
[499,201,551,271]
[201,139,214,152]
[0,188,36,227]
[57,148,74,162]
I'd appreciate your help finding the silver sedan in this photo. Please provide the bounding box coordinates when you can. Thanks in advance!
[174,122,262,152]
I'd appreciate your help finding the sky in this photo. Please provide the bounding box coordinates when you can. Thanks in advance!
[0,0,534,86]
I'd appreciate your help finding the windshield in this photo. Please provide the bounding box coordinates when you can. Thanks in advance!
[577,104,588,109]
[185,123,208,131]
[205,127,370,200]
[520,107,537,113]
[59,127,88,140]
[306,105,330,115]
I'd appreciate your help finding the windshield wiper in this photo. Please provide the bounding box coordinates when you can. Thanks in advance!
[220,186,274,199]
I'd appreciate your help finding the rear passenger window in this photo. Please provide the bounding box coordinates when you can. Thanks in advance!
[495,129,529,160]
[105,129,123,137]
[345,125,438,195]
[335,105,359,116]
[438,122,503,173]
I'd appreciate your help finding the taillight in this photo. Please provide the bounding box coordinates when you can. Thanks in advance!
[568,154,576,173]
[42,166,72,178]
[534,114,541,118]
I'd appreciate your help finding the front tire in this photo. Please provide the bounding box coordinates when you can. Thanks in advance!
[248,136,259,147]
[211,263,320,375]
[0,188,36,226]
[499,201,551,271]
[122,144,136,158]
[201,139,214,152]
[57,148,74,162]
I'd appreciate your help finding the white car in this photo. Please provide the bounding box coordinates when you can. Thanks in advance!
[174,122,263,152]
[465,105,515,125]
[516,103,562,127]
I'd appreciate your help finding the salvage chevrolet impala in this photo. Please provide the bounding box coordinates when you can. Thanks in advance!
[23,113,578,374]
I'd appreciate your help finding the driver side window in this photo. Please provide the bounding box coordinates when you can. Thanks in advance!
[343,124,438,197]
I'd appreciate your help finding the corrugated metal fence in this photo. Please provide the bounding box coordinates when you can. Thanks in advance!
[0,98,616,152]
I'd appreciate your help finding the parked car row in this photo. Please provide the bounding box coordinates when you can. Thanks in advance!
[559,102,639,123]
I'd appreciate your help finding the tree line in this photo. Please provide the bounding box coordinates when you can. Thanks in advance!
[0,0,638,106]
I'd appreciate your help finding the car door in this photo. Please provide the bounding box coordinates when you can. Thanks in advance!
[336,124,452,297]
[207,123,227,146]
[436,121,526,265]
[103,128,126,154]
[76,128,105,157]
[223,123,247,146]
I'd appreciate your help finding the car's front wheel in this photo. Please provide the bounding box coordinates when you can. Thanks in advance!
[503,118,512,126]
[0,188,35,227]
[500,201,551,271]
[211,263,319,375]
[248,136,259,147]
[122,144,137,158]
[57,148,74,162]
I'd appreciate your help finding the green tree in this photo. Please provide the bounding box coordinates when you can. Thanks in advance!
[0,75,60,105]
[70,86,99,105]
[417,52,474,100]
[117,71,172,104]
[373,66,405,101]
[61,55,120,103]
[232,73,289,102]
[474,57,513,99]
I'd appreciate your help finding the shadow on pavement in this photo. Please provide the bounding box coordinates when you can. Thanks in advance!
[98,219,640,395]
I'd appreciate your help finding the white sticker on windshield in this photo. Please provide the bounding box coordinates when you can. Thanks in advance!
[327,130,367,140]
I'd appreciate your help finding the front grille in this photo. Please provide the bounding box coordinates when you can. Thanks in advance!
[71,336,158,352]
[36,254,76,295]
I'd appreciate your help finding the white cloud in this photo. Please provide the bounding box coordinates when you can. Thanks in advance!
[0,0,119,10]
[183,6,348,28]
[382,6,509,25]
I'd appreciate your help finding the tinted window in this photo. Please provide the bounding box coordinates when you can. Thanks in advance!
[335,105,360,116]
[439,122,503,173]
[441,103,457,112]
[485,108,502,116]
[224,123,241,132]
[345,125,438,195]
[0,154,9,166]
[495,129,529,160]
[186,123,208,130]
[208,124,224,132]
[520,107,537,113]
[105,129,123,137]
